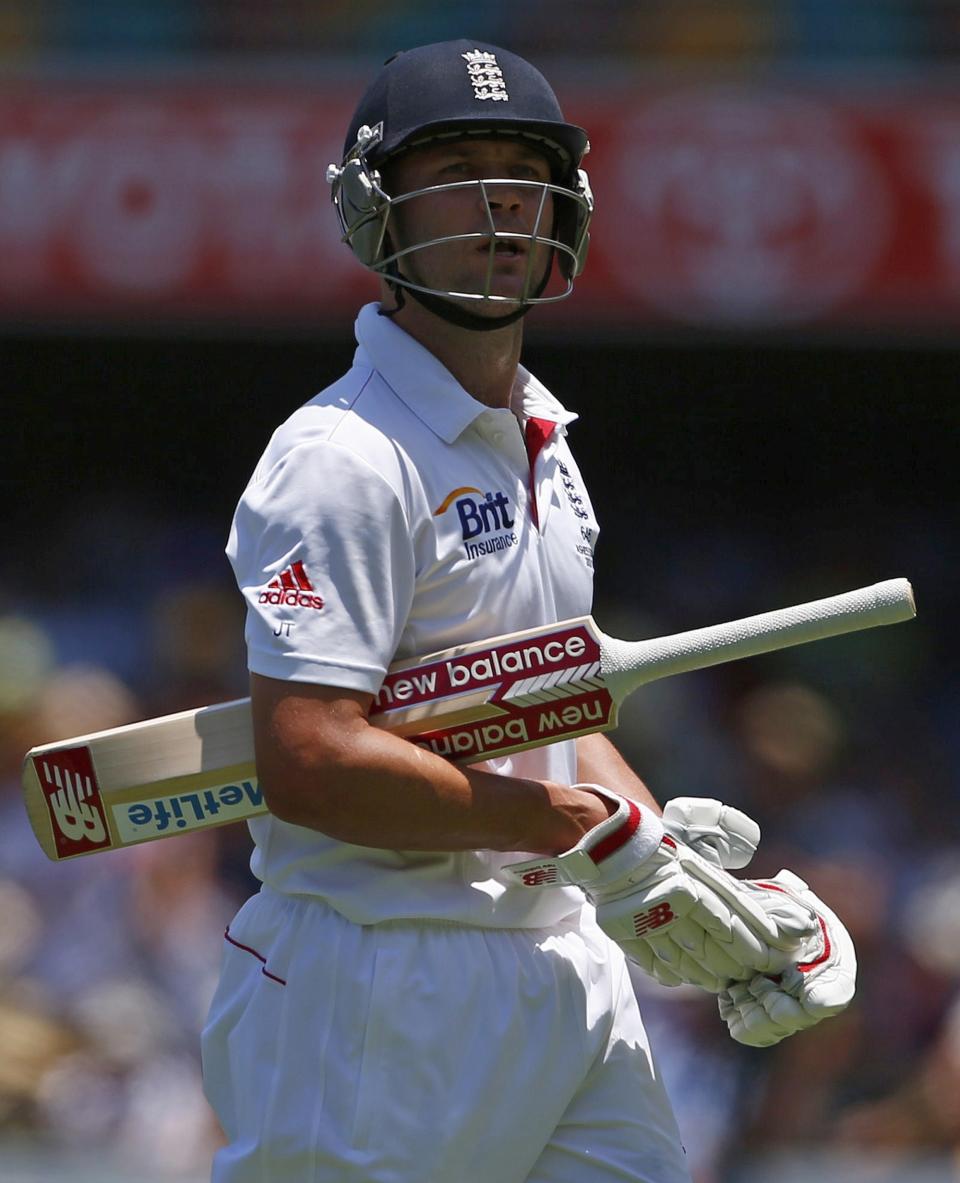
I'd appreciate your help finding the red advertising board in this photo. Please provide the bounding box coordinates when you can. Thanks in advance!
[1,79,959,331]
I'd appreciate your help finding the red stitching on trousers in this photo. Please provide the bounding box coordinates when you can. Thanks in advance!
[224,926,287,985]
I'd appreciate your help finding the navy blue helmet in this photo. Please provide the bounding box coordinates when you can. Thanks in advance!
[326,40,594,328]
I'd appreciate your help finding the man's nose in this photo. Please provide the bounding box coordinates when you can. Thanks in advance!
[481,179,524,213]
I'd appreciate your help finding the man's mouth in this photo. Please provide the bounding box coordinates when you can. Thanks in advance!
[478,238,526,257]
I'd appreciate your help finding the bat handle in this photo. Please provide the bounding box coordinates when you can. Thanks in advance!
[599,577,916,702]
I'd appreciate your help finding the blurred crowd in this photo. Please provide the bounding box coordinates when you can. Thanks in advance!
[599,506,960,1180]
[0,496,957,1180]
[1,0,959,66]
[0,509,254,1177]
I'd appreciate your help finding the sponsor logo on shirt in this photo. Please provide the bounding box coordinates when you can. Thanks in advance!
[258,560,325,610]
[434,486,519,561]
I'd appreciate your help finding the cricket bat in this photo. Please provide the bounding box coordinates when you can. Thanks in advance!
[22,578,916,861]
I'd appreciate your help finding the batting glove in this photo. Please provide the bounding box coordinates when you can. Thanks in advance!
[505,786,817,992]
[717,869,857,1046]
[661,797,761,871]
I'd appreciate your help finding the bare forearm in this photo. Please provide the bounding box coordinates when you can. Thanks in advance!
[260,715,609,855]
[575,732,662,815]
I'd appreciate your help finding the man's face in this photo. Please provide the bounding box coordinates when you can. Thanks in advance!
[384,137,557,312]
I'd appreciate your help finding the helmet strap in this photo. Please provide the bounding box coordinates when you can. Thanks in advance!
[381,247,555,332]
[377,274,407,319]
[403,285,531,332]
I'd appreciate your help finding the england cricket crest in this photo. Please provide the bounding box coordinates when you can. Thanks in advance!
[462,50,510,102]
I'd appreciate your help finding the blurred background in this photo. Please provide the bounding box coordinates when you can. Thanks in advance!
[1,2,958,1180]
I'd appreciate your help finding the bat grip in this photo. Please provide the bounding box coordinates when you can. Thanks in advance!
[600,578,916,702]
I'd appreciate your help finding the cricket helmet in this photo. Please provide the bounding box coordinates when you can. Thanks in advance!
[326,39,594,329]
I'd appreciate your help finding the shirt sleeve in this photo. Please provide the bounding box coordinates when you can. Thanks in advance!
[226,439,416,692]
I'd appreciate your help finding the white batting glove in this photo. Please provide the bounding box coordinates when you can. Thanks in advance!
[717,869,857,1046]
[661,797,761,871]
[505,786,817,992]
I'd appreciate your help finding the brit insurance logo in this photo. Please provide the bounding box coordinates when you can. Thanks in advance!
[434,486,519,561]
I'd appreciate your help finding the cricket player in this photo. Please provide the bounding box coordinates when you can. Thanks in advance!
[202,40,855,1182]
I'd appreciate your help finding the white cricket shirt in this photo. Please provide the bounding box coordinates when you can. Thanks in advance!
[227,303,601,927]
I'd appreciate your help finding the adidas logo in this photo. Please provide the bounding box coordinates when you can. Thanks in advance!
[258,560,325,610]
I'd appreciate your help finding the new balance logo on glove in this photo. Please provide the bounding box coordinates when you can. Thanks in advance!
[520,867,561,887]
[632,901,676,937]
[505,785,818,994]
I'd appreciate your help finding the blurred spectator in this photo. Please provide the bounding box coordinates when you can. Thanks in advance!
[835,990,960,1150]
[43,0,201,57]
[0,0,40,61]
[147,581,247,714]
[785,0,924,63]
[2,0,958,66]
[1,507,956,1177]
[0,621,244,1174]
[639,0,787,65]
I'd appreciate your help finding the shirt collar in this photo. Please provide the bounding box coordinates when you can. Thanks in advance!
[511,365,579,433]
[353,302,578,442]
[353,303,486,444]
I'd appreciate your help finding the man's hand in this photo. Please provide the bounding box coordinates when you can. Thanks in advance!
[717,869,857,1046]
[659,801,857,1042]
[505,786,818,992]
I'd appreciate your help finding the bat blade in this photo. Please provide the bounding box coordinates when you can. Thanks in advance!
[22,578,916,860]
[22,699,261,862]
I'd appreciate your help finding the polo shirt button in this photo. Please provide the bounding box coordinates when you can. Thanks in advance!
[492,431,505,444]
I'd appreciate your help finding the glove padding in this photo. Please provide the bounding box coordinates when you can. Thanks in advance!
[718,869,857,1046]
[661,797,760,870]
[505,786,817,992]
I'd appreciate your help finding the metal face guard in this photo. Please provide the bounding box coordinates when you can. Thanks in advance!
[329,156,593,306]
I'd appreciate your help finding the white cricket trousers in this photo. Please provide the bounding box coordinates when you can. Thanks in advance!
[202,887,691,1183]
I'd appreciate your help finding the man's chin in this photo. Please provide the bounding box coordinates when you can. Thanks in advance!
[449,292,527,316]
[444,269,547,313]
[394,248,552,312]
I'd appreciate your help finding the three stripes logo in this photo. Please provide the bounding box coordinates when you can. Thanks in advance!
[34,746,113,858]
[258,560,325,610]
